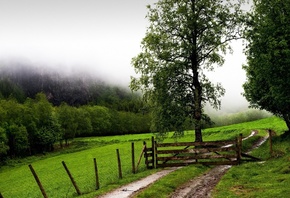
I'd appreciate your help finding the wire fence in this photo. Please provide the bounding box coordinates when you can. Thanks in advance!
[0,141,148,198]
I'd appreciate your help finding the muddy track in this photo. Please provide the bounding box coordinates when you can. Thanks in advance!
[97,131,268,198]
[170,132,268,198]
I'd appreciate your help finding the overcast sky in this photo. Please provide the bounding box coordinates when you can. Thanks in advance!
[0,0,250,112]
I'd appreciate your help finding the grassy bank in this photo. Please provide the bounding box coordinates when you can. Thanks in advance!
[213,135,290,197]
[0,116,287,198]
[132,116,288,198]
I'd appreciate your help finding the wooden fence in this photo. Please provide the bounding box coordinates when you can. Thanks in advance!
[144,135,244,168]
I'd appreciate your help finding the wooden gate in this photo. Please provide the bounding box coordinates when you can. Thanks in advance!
[144,134,246,168]
[143,137,156,169]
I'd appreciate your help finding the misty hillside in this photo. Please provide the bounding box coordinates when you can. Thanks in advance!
[0,62,141,111]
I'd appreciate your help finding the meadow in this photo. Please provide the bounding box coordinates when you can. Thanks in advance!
[132,116,290,198]
[0,116,288,198]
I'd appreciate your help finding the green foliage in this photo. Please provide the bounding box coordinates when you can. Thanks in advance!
[0,127,9,157]
[0,116,287,198]
[75,107,93,136]
[243,0,290,134]
[57,103,79,144]
[0,93,151,161]
[84,105,112,136]
[6,124,29,157]
[131,0,247,141]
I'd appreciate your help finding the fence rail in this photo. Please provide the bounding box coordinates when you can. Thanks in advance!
[144,134,243,168]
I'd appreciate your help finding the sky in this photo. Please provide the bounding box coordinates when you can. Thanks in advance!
[0,0,250,112]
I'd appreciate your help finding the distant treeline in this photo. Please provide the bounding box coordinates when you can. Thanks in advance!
[211,109,271,127]
[0,64,151,161]
[0,64,270,161]
[0,93,150,160]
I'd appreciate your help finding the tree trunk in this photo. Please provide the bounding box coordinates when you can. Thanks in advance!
[190,9,203,142]
[194,81,203,142]
[191,51,203,142]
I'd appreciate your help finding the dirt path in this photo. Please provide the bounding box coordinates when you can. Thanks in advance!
[170,165,231,198]
[170,132,268,198]
[98,167,180,198]
[97,131,268,198]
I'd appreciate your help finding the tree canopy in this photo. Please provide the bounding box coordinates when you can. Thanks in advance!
[243,0,290,136]
[131,0,246,142]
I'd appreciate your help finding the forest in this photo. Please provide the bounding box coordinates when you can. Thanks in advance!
[0,64,150,161]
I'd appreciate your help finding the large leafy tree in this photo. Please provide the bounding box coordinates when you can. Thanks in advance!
[243,0,290,136]
[131,0,246,142]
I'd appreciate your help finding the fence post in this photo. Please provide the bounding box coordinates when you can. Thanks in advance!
[268,129,273,156]
[155,140,158,168]
[28,164,48,198]
[143,141,149,169]
[131,142,136,174]
[62,161,82,195]
[236,134,243,164]
[151,136,155,168]
[116,149,122,179]
[93,158,100,190]
[0,192,3,198]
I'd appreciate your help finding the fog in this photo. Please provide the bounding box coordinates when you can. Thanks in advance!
[0,0,251,113]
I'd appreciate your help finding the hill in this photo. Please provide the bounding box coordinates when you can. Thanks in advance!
[0,62,142,111]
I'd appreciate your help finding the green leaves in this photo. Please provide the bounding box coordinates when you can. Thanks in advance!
[131,0,246,139]
[243,0,290,132]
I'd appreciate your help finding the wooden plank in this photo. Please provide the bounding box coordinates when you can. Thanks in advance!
[156,160,238,168]
[151,137,155,168]
[157,140,236,147]
[144,153,153,158]
[241,153,261,161]
[145,148,153,152]
[157,154,237,161]
[136,144,146,171]
[156,147,236,155]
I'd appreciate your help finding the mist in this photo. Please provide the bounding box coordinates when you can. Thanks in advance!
[0,0,254,114]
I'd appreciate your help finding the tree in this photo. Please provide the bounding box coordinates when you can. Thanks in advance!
[75,107,93,136]
[0,127,9,159]
[243,0,290,136]
[131,0,246,141]
[85,106,112,136]
[6,124,29,157]
[57,103,79,145]
[31,93,61,152]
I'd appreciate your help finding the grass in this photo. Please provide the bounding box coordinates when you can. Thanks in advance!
[0,116,288,198]
[133,165,210,198]
[212,117,290,198]
[131,116,289,198]
[213,136,290,198]
[0,134,156,198]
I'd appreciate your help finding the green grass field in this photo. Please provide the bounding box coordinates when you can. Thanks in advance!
[0,116,289,198]
[133,116,290,198]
